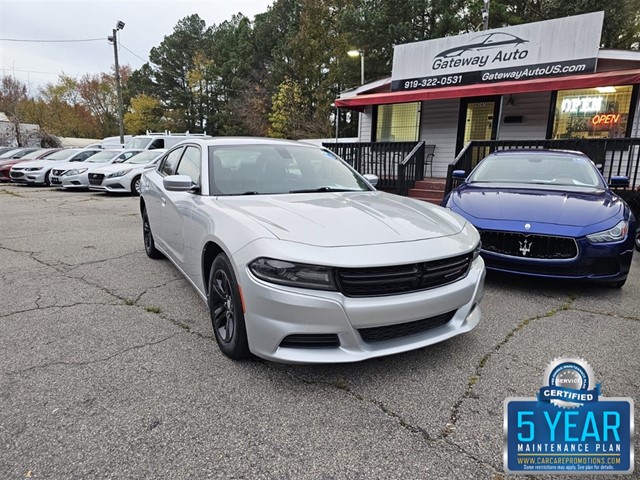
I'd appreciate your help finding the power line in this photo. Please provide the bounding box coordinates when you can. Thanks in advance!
[119,42,149,64]
[0,37,105,43]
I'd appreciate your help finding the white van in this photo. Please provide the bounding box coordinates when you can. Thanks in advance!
[94,135,133,149]
[125,131,210,150]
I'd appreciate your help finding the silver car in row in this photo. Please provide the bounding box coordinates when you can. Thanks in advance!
[89,150,166,195]
[10,149,102,185]
[50,149,142,189]
[140,138,485,363]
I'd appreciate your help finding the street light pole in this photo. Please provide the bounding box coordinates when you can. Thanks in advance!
[482,0,490,31]
[347,49,365,85]
[109,21,126,145]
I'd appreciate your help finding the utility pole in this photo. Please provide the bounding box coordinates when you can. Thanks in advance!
[108,21,126,145]
[482,0,490,31]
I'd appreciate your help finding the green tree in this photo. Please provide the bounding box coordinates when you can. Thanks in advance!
[268,77,312,138]
[124,94,165,134]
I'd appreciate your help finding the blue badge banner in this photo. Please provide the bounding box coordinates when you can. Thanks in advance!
[504,398,634,474]
[538,385,601,405]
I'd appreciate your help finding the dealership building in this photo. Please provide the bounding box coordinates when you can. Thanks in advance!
[334,11,640,190]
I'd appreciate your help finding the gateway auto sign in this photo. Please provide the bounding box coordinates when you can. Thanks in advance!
[391,11,603,91]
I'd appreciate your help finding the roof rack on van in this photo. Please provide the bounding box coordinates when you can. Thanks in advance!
[144,130,208,137]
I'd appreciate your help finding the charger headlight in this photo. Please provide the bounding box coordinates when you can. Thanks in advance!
[586,220,628,243]
[249,258,337,291]
[472,241,482,260]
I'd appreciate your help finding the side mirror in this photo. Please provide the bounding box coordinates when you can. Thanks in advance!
[452,170,466,179]
[163,175,195,192]
[363,173,378,187]
[609,176,629,188]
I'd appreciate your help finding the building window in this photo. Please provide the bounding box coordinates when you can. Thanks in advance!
[551,85,633,139]
[376,102,420,141]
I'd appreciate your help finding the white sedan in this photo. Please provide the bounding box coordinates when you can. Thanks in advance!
[88,149,166,195]
[51,149,142,189]
[140,138,485,363]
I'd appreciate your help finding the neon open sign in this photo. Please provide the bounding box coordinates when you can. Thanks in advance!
[591,113,621,125]
[561,96,603,114]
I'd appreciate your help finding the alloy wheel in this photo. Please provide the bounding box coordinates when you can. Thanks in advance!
[211,269,235,343]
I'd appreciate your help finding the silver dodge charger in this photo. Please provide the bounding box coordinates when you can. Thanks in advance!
[140,138,485,363]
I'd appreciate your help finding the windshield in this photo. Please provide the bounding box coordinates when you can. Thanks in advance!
[468,153,605,189]
[85,151,120,163]
[125,151,162,164]
[17,149,46,160]
[208,144,371,195]
[0,149,22,159]
[45,149,81,160]
[125,138,152,149]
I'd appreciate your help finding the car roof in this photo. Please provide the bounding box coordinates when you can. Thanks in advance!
[489,149,588,157]
[189,137,316,148]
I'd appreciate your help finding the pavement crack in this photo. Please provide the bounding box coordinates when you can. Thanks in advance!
[570,306,640,322]
[441,437,501,474]
[6,334,177,375]
[441,294,577,439]
[263,364,433,442]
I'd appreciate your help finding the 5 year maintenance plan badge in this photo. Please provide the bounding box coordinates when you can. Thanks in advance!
[504,357,634,474]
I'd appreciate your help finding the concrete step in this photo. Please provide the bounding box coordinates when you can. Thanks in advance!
[413,179,446,191]
[408,188,444,203]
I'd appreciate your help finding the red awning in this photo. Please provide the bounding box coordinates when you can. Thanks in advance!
[335,68,640,110]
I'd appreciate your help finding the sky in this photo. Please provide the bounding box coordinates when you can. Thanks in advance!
[0,0,275,95]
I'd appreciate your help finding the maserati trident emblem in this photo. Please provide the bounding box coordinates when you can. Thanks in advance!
[519,239,532,256]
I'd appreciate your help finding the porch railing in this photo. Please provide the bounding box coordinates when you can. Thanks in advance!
[397,142,426,196]
[445,138,640,199]
[322,141,420,192]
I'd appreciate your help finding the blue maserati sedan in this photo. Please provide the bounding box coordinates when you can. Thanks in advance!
[442,150,636,287]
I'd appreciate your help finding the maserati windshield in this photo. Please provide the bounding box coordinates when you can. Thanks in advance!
[208,145,371,195]
[469,154,604,188]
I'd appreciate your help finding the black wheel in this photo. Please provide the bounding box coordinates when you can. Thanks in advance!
[131,175,142,196]
[635,229,640,252]
[208,254,250,360]
[44,170,51,186]
[142,208,163,259]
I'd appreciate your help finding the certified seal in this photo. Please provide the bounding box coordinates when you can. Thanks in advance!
[538,357,599,408]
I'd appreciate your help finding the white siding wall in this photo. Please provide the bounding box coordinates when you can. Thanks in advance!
[358,108,374,141]
[497,92,551,141]
[419,99,460,178]
[631,92,640,137]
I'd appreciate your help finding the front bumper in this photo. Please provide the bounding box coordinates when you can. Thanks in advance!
[10,168,48,185]
[236,256,485,363]
[98,175,132,192]
[60,172,90,189]
[481,237,634,282]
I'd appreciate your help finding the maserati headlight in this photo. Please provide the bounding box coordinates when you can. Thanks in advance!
[249,258,337,291]
[64,168,88,176]
[25,167,42,171]
[586,220,628,243]
[107,169,133,178]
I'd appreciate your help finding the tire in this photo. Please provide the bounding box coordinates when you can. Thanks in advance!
[142,208,163,259]
[635,229,640,252]
[131,175,142,196]
[208,253,250,360]
[44,170,51,187]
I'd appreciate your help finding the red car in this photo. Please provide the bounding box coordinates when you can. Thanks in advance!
[0,149,62,182]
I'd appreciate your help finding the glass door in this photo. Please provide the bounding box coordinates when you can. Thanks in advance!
[456,97,501,158]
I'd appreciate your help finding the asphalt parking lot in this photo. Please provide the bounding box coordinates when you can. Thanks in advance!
[1,183,639,479]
